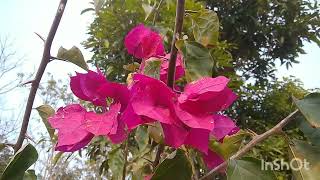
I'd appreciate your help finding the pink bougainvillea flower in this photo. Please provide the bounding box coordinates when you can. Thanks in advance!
[70,70,108,106]
[211,114,238,141]
[124,24,165,59]
[129,74,237,154]
[85,103,121,136]
[48,104,94,152]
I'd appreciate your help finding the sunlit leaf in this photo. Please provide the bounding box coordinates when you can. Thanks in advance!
[151,149,192,180]
[227,157,277,180]
[189,9,219,46]
[297,116,320,146]
[176,40,214,81]
[143,57,162,79]
[1,144,38,180]
[36,105,55,142]
[135,126,149,151]
[57,46,89,71]
[288,140,320,180]
[209,130,250,159]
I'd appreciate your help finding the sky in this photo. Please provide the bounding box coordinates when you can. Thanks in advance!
[0,0,319,138]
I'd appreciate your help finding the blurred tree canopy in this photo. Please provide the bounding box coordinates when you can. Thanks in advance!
[83,0,320,84]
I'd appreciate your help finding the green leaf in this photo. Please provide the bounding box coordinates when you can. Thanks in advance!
[36,105,55,142]
[123,62,140,72]
[23,170,37,180]
[52,152,63,167]
[142,3,155,21]
[176,40,214,81]
[108,146,124,179]
[143,57,162,79]
[151,149,192,180]
[288,140,320,180]
[147,122,164,144]
[226,157,277,180]
[1,144,38,180]
[297,116,320,146]
[57,46,89,71]
[189,9,219,46]
[294,93,320,128]
[209,130,250,159]
[135,126,149,151]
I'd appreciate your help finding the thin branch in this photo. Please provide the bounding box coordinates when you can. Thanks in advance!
[14,0,68,152]
[199,109,300,180]
[152,0,165,25]
[34,32,46,43]
[152,0,186,168]
[122,139,129,180]
[166,0,185,89]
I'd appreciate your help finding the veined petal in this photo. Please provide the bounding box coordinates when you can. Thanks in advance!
[211,114,237,141]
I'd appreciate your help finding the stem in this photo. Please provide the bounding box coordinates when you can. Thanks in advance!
[122,139,128,180]
[152,0,165,25]
[199,109,299,180]
[14,0,68,153]
[152,0,186,168]
[166,0,185,88]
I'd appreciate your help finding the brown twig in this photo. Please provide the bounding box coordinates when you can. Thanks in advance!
[122,139,129,180]
[34,32,46,43]
[152,0,186,168]
[199,109,300,180]
[14,0,68,152]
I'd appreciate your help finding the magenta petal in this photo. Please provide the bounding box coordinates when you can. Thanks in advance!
[48,104,93,152]
[97,82,130,111]
[179,76,237,114]
[211,115,237,141]
[161,122,188,148]
[184,128,210,154]
[85,103,121,136]
[108,118,127,144]
[55,133,94,152]
[124,24,165,59]
[70,70,108,106]
[174,104,215,130]
[122,105,156,130]
[130,74,177,124]
[203,150,225,169]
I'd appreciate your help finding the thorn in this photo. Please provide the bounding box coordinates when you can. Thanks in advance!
[34,32,45,43]
[21,80,35,86]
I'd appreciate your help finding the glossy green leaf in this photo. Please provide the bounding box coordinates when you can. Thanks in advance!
[1,144,38,180]
[57,46,88,71]
[226,157,277,180]
[294,93,320,128]
[176,40,214,81]
[36,105,55,142]
[23,169,37,180]
[288,140,320,180]
[135,126,149,151]
[189,9,219,46]
[143,57,162,79]
[151,149,192,180]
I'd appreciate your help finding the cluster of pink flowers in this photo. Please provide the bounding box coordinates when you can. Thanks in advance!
[49,24,238,169]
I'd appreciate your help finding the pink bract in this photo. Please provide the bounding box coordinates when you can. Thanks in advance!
[48,104,94,152]
[129,74,238,154]
[124,24,165,59]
